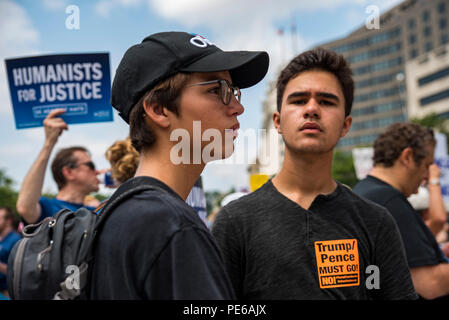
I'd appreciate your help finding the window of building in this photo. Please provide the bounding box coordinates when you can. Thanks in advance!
[409,34,416,44]
[442,34,449,44]
[408,18,416,29]
[420,88,449,106]
[419,66,449,86]
[425,41,433,52]
[410,48,418,59]
[424,26,432,37]
[422,10,430,22]
[438,2,446,13]
[440,18,447,30]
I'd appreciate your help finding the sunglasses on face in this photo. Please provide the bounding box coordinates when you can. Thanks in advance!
[71,161,96,171]
[187,79,241,105]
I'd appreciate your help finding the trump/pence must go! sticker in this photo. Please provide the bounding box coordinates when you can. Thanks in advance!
[314,239,360,289]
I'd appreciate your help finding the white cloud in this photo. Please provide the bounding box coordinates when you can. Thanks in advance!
[42,0,67,10]
[96,0,142,17]
[146,0,403,77]
[0,0,40,116]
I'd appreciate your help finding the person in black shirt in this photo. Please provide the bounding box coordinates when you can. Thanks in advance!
[89,31,269,299]
[354,122,449,300]
[212,48,417,299]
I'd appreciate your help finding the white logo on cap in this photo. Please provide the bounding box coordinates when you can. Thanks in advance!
[190,35,214,48]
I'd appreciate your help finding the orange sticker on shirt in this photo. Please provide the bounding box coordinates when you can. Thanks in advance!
[314,239,359,289]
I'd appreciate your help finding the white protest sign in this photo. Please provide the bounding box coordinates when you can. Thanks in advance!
[433,133,449,207]
[352,147,374,180]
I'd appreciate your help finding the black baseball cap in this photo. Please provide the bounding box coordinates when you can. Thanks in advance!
[111,31,269,123]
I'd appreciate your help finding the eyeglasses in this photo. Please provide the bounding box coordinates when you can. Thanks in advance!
[71,161,96,171]
[187,79,241,105]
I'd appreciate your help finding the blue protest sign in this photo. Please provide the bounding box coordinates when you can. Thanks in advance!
[5,53,113,129]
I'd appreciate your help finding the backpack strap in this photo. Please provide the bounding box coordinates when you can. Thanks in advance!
[94,180,168,231]
[82,178,169,300]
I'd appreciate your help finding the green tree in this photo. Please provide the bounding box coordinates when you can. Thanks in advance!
[332,150,358,188]
[0,168,18,212]
[411,112,449,149]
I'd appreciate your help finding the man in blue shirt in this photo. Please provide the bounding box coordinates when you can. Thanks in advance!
[16,109,100,224]
[0,207,21,298]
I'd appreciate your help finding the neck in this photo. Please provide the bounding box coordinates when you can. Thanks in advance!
[369,166,406,195]
[134,144,205,200]
[272,148,337,208]
[0,226,12,239]
[56,186,88,204]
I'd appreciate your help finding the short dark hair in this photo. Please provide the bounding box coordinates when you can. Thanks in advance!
[129,72,192,153]
[276,48,354,116]
[51,146,89,190]
[0,206,14,222]
[373,122,436,167]
[0,206,19,230]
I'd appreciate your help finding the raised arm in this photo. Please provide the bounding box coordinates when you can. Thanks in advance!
[425,164,447,236]
[16,109,68,224]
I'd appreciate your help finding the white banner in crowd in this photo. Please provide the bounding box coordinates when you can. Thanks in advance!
[352,147,374,180]
[434,133,449,206]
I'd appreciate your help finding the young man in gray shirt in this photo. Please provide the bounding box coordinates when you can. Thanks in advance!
[212,48,417,300]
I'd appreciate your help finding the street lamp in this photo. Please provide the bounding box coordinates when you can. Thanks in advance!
[396,72,408,121]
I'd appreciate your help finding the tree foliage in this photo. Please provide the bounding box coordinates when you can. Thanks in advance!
[411,112,449,149]
[0,169,18,212]
[332,150,359,188]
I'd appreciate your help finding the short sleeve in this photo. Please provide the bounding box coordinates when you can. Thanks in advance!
[371,209,418,300]
[38,197,54,222]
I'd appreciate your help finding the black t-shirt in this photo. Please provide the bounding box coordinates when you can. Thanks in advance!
[89,176,235,300]
[353,175,447,268]
[212,180,417,300]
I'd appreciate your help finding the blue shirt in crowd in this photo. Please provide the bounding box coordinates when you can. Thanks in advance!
[0,230,21,291]
[38,197,95,223]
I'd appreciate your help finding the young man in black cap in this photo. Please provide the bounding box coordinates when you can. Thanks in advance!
[89,31,269,299]
[212,48,417,300]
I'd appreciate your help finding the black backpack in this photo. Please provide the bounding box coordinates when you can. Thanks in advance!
[7,180,165,300]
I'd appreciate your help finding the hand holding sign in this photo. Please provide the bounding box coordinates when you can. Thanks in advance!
[43,109,68,147]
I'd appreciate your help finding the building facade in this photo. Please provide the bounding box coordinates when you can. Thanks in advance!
[320,0,449,150]
[257,0,449,174]
[405,43,449,119]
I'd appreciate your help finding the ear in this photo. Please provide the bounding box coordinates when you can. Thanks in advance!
[340,115,352,138]
[143,98,171,129]
[398,147,415,168]
[273,111,282,134]
[61,166,75,182]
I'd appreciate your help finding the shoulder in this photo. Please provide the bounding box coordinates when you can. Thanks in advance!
[218,182,274,218]
[9,231,22,244]
[106,187,206,237]
[338,184,395,220]
[38,197,61,219]
[353,177,399,206]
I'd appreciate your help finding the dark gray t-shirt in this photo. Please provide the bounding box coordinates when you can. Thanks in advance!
[212,180,417,300]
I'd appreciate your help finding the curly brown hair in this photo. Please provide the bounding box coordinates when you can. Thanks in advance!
[373,122,436,168]
[105,137,139,184]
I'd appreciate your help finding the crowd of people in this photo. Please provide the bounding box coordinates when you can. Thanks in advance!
[1,31,449,300]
